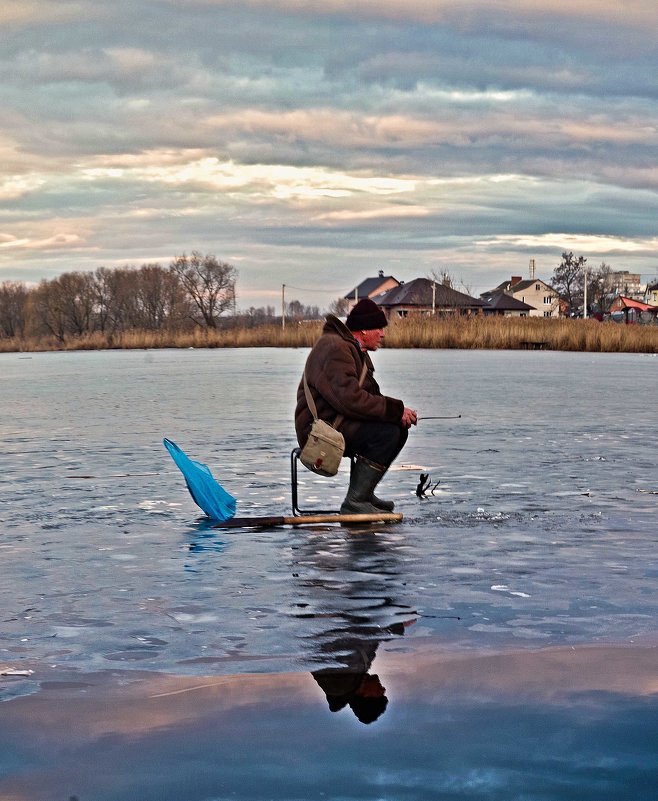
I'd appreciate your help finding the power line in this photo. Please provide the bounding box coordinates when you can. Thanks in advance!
[284,283,342,295]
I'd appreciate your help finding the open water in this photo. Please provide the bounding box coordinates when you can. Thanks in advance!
[1,347,657,800]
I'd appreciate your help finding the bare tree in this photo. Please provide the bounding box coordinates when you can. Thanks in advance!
[134,264,187,330]
[587,262,615,315]
[430,269,456,289]
[28,271,97,340]
[169,252,237,328]
[552,252,587,315]
[92,266,129,334]
[328,296,350,317]
[286,300,321,320]
[31,279,67,342]
[58,272,96,335]
[428,269,473,294]
[0,281,29,338]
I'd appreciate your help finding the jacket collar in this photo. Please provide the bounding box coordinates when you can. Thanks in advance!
[324,313,356,342]
[323,314,375,372]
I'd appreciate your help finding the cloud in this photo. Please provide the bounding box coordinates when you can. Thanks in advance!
[1,0,657,305]
[479,233,658,256]
[0,1,89,27]
[0,232,86,251]
[314,205,430,222]
[175,0,658,29]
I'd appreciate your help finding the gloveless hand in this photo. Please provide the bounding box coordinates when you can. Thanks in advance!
[401,407,418,427]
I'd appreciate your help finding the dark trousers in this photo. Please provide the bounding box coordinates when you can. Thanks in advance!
[344,422,408,467]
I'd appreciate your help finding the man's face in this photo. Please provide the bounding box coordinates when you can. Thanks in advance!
[360,327,385,351]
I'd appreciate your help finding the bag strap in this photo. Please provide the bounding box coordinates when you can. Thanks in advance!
[303,359,368,430]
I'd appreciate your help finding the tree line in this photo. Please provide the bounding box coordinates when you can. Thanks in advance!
[0,253,322,342]
[1,249,628,343]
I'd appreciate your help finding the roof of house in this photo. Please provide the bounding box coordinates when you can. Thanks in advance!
[345,273,398,300]
[614,296,657,311]
[375,277,486,308]
[480,290,535,311]
[493,277,555,294]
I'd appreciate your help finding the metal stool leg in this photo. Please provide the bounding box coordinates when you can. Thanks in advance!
[291,447,354,516]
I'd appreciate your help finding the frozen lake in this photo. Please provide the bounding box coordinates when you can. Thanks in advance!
[1,346,657,799]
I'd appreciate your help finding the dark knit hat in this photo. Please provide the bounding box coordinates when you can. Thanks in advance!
[345,298,387,331]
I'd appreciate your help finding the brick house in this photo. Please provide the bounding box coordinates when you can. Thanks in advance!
[374,277,486,318]
[345,270,400,312]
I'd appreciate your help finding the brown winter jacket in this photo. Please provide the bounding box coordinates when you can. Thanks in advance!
[295,314,404,447]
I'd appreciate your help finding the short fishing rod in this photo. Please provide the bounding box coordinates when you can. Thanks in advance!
[417,414,462,420]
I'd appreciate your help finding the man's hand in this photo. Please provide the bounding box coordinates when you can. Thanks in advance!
[401,407,417,428]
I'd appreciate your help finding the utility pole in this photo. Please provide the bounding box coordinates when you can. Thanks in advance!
[583,269,588,319]
[282,284,286,330]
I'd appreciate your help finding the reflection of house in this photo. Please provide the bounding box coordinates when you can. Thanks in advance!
[345,270,399,312]
[479,289,535,317]
[486,275,560,318]
[644,281,658,306]
[374,278,486,318]
[609,296,658,324]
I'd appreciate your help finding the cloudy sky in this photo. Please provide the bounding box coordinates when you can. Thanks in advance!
[2,0,657,309]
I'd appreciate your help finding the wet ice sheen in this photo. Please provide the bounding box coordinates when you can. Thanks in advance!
[0,348,656,685]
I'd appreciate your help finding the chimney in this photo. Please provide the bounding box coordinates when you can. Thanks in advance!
[511,275,522,286]
[529,259,536,280]
[378,269,384,277]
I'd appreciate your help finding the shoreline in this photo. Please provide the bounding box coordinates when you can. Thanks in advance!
[2,316,658,354]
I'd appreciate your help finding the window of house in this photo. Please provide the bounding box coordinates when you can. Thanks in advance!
[397,309,408,318]
[544,296,552,304]
[536,284,541,291]
[543,311,552,317]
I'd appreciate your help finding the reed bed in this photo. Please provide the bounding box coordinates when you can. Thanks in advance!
[1,317,657,353]
[0,323,323,353]
[385,316,658,353]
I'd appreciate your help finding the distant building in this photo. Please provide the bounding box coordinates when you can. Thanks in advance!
[345,270,400,312]
[607,271,643,300]
[374,277,486,319]
[485,275,560,317]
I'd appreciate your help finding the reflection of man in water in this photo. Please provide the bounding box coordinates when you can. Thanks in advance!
[312,619,413,724]
[292,531,416,724]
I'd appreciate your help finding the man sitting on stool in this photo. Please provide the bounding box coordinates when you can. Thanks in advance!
[294,298,417,514]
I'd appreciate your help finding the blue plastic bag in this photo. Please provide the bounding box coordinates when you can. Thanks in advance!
[164,438,237,521]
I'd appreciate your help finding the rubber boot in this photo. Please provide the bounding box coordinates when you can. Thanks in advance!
[370,467,395,512]
[340,458,390,515]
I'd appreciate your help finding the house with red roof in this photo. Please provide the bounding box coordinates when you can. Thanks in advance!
[609,296,658,324]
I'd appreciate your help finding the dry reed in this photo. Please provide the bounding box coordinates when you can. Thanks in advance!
[1,317,657,353]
